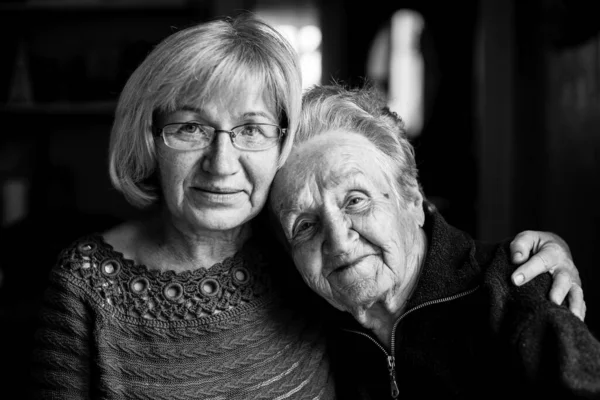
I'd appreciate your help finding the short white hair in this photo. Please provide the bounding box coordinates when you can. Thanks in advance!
[297,84,420,205]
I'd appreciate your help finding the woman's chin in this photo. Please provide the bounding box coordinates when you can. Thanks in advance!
[335,281,382,311]
[175,206,256,233]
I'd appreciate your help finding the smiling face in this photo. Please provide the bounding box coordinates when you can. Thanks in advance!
[155,86,281,235]
[271,130,425,313]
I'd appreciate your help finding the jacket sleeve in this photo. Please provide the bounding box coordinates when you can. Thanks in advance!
[485,243,600,398]
[516,301,600,397]
[31,266,93,400]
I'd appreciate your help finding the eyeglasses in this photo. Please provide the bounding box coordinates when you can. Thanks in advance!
[157,122,286,151]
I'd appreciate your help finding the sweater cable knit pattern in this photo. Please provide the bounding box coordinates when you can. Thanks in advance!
[32,235,336,399]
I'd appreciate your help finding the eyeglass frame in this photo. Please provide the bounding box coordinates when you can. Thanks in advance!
[154,122,287,152]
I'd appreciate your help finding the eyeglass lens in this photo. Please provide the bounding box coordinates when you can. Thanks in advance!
[161,123,281,150]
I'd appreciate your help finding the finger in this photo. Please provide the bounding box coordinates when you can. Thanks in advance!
[567,284,586,321]
[567,267,582,287]
[548,269,572,305]
[511,253,551,286]
[510,231,536,264]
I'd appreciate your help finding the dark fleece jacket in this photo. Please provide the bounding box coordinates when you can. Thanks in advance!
[329,208,600,400]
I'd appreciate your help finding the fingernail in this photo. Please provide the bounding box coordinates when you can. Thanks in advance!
[514,274,525,285]
[514,251,523,260]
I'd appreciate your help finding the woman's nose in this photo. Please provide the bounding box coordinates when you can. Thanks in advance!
[202,132,240,176]
[322,213,357,256]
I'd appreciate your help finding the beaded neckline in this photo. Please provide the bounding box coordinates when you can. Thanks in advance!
[58,234,272,322]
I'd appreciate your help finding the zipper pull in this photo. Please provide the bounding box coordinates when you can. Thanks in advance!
[387,355,400,398]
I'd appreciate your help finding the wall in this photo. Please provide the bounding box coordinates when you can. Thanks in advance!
[543,32,600,335]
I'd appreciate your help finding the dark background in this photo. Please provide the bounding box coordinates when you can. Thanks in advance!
[0,0,599,396]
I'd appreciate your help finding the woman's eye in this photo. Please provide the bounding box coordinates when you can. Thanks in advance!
[179,123,199,134]
[297,221,313,232]
[292,220,316,239]
[346,196,366,208]
[176,124,213,140]
[239,124,263,137]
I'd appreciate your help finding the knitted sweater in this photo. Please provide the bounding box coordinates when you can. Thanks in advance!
[31,234,336,399]
[329,209,600,399]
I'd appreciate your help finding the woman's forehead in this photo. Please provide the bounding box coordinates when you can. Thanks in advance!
[275,131,383,201]
[293,130,377,163]
[174,81,277,114]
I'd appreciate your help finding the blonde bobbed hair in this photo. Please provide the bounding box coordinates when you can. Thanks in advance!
[109,13,302,208]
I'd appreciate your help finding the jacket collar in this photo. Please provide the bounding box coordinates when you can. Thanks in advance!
[406,203,481,308]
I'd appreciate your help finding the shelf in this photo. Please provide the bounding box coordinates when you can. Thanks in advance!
[0,101,116,116]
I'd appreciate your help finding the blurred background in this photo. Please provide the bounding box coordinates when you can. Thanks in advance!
[0,0,598,394]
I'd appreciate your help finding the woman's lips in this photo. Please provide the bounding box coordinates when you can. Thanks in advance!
[196,187,241,194]
[327,254,373,277]
[190,187,246,205]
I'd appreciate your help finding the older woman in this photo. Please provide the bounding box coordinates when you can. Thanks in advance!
[32,14,584,399]
[270,84,600,399]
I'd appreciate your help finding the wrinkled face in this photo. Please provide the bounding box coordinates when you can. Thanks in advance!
[271,130,424,313]
[156,86,281,234]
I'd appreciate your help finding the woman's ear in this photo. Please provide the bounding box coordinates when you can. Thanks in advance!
[407,184,425,227]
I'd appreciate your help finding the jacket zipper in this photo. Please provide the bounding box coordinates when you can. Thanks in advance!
[343,285,480,399]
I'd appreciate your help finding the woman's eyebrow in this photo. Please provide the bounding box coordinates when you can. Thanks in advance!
[240,111,276,121]
[178,105,202,113]
[323,168,365,190]
[173,108,275,122]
